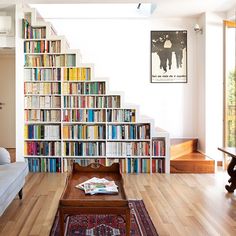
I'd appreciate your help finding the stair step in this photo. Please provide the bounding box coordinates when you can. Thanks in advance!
[170,138,198,160]
[170,152,215,173]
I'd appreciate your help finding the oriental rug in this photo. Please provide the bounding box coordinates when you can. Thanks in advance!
[50,200,158,236]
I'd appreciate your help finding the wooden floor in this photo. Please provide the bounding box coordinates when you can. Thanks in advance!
[0,170,236,236]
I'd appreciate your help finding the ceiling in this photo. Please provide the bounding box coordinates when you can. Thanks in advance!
[0,0,235,18]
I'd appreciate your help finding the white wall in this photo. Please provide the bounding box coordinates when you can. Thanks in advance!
[49,17,198,139]
[0,54,15,148]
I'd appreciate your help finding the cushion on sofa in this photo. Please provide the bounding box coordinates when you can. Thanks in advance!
[0,147,11,165]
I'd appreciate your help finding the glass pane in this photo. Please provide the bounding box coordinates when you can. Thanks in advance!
[225,20,236,147]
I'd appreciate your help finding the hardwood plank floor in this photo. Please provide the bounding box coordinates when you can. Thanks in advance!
[0,171,236,236]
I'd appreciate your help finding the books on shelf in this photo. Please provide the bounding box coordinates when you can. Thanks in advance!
[24,54,76,67]
[63,124,106,139]
[63,68,91,81]
[23,19,46,39]
[24,40,61,53]
[24,68,61,81]
[62,82,105,95]
[106,141,150,156]
[24,82,61,95]
[64,141,105,156]
[152,139,165,156]
[24,96,61,108]
[25,141,61,156]
[24,124,60,139]
[63,95,120,108]
[76,177,118,195]
[63,109,106,122]
[27,157,61,172]
[25,109,61,122]
[107,109,135,122]
[107,124,150,140]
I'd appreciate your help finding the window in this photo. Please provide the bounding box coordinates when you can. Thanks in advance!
[224,20,236,147]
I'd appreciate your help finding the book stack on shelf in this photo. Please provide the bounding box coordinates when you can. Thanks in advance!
[23,8,170,174]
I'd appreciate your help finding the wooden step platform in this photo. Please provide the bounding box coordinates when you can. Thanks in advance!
[170,138,198,160]
[170,152,215,173]
[170,138,215,173]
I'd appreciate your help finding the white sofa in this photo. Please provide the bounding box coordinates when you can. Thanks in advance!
[0,148,28,216]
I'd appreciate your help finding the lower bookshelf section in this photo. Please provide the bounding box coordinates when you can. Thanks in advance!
[25,157,165,173]
[62,157,165,174]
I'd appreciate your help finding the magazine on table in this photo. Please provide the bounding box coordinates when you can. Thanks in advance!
[75,177,118,195]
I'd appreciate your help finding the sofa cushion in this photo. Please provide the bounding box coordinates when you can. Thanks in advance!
[0,148,11,165]
[0,162,28,215]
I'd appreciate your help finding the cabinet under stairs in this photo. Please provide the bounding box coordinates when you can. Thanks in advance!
[170,138,215,173]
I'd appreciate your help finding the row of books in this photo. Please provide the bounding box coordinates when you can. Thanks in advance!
[63,67,91,81]
[23,19,46,39]
[25,141,61,156]
[24,96,61,108]
[106,142,150,156]
[63,109,106,122]
[25,124,60,139]
[63,125,106,139]
[24,108,138,123]
[122,158,164,173]
[107,124,150,140]
[24,54,76,67]
[62,109,135,123]
[25,109,61,122]
[24,40,61,53]
[27,158,61,172]
[107,109,136,122]
[24,82,61,95]
[63,141,106,156]
[63,96,120,108]
[24,68,92,82]
[62,82,105,95]
[152,139,166,156]
[24,68,62,81]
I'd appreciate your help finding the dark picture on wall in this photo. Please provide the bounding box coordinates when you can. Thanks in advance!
[151,30,187,83]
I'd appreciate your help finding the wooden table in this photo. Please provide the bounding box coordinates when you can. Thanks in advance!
[59,162,131,236]
[218,147,236,193]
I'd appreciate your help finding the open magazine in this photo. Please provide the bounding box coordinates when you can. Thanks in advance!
[75,177,118,195]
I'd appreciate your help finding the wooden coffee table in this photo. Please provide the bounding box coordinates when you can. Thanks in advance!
[59,162,131,236]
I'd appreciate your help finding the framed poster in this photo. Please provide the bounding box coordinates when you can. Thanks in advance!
[151,30,187,83]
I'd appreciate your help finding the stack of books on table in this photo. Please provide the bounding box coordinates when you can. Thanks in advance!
[76,177,118,195]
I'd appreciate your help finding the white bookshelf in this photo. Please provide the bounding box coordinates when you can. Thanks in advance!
[22,7,170,174]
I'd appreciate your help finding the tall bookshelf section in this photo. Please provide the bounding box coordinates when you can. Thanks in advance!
[23,8,170,174]
[23,11,77,173]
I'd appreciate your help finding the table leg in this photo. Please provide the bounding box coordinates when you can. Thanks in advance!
[126,208,131,236]
[59,208,64,236]
[225,157,236,193]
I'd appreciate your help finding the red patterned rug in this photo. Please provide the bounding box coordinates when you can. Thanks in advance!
[50,200,158,236]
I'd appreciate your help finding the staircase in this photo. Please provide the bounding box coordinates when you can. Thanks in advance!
[22,7,170,174]
[170,138,215,173]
